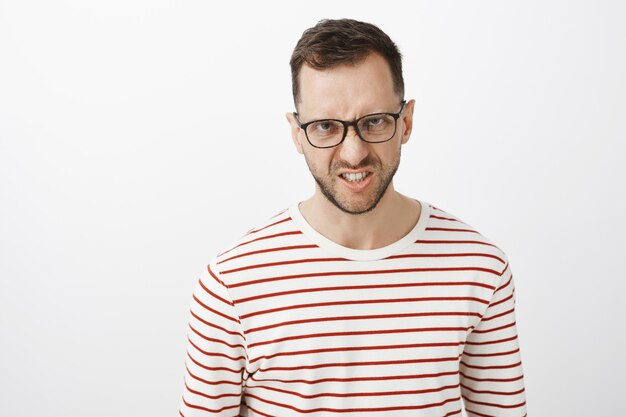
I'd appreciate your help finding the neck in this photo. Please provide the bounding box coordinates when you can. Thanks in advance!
[298,185,421,250]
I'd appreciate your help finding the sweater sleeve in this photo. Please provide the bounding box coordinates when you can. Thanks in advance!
[178,260,248,417]
[460,259,528,417]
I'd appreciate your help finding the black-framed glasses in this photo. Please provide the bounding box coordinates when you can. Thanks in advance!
[293,100,407,149]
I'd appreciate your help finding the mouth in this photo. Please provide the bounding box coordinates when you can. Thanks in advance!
[338,170,371,181]
[337,171,373,191]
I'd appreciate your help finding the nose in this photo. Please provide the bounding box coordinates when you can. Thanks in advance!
[338,125,369,165]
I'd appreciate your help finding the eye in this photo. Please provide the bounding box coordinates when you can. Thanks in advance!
[317,122,333,131]
[310,120,341,136]
[367,117,385,126]
[361,115,391,130]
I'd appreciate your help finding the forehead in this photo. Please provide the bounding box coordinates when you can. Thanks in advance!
[297,52,397,118]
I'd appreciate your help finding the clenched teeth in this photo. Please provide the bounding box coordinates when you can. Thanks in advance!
[341,172,369,182]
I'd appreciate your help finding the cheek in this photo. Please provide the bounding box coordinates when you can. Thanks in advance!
[303,153,324,176]
[381,147,401,166]
[306,153,334,175]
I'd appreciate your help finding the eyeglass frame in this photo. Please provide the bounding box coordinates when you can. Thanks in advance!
[293,100,407,149]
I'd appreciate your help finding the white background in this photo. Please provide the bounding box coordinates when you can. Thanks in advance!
[1,1,625,416]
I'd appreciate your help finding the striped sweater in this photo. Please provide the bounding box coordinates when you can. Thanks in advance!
[178,199,527,417]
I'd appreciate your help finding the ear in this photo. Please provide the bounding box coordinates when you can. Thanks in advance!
[286,112,304,155]
[399,99,416,145]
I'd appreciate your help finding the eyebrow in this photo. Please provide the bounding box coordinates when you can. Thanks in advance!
[299,108,392,122]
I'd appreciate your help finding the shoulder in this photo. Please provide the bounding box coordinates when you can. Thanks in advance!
[205,204,296,277]
[424,201,511,276]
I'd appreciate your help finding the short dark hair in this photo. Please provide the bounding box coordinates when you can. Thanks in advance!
[289,18,404,108]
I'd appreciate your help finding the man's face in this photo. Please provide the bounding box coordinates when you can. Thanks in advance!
[287,52,415,215]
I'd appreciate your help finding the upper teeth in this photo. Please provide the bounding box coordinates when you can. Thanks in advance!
[342,172,368,181]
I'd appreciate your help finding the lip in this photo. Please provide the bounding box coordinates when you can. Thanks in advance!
[338,172,373,192]
[338,169,373,175]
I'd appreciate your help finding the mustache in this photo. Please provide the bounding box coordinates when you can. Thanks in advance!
[333,159,378,172]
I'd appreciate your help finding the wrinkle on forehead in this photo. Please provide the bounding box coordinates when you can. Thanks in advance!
[297,52,398,122]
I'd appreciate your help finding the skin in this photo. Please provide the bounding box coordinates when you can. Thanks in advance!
[285,52,421,251]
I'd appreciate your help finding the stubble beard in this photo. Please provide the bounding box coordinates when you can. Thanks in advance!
[305,147,401,216]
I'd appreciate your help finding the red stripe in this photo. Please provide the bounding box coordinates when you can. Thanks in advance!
[187,336,245,361]
[426,226,479,233]
[465,408,496,417]
[459,372,525,383]
[461,347,520,358]
[248,369,460,385]
[223,256,349,274]
[462,395,526,409]
[430,214,459,221]
[387,251,505,264]
[495,275,513,293]
[217,230,305,257]
[197,279,231,307]
[247,326,470,349]
[460,360,522,370]
[245,404,275,417]
[247,310,482,334]
[460,383,526,396]
[228,266,501,288]
[245,216,291,235]
[245,392,462,413]
[184,380,241,400]
[188,323,245,350]
[464,335,519,346]
[207,263,227,287]
[486,293,513,309]
[240,296,490,319]
[245,381,461,398]
[481,306,515,322]
[185,364,242,386]
[186,351,244,374]
[192,294,239,323]
[469,321,517,334]
[219,244,319,264]
[181,396,241,414]
[269,207,289,219]
[414,239,499,248]
[236,280,495,304]
[189,310,243,338]
[249,343,465,365]
[256,354,462,371]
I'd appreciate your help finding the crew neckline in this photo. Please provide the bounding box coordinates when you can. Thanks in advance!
[288,198,431,261]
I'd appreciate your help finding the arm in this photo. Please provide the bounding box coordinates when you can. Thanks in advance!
[460,259,528,416]
[178,260,247,417]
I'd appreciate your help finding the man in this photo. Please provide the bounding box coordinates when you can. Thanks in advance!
[178,18,527,417]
